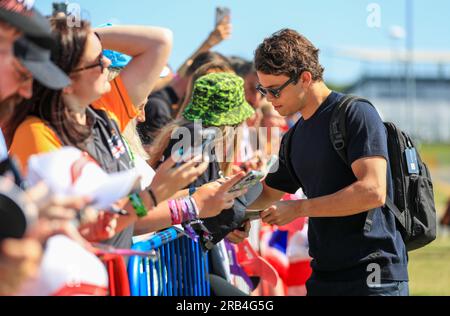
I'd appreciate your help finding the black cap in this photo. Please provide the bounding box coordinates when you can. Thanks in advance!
[0,0,54,44]
[0,193,27,241]
[0,175,38,241]
[14,36,71,90]
[1,1,71,89]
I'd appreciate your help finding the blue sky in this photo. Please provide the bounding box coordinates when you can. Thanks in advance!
[36,0,450,85]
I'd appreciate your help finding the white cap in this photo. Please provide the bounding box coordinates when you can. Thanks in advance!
[27,147,141,209]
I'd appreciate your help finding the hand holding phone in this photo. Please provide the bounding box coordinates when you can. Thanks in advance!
[228,170,265,193]
[229,155,279,193]
[215,7,231,26]
[52,3,68,15]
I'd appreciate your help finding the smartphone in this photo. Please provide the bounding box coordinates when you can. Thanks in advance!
[52,2,68,15]
[228,170,265,193]
[215,6,230,25]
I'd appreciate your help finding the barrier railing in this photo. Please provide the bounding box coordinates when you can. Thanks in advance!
[128,227,210,296]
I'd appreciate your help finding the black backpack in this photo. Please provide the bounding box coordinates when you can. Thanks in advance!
[281,95,437,252]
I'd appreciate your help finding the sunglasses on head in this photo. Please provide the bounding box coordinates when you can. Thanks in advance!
[256,73,300,98]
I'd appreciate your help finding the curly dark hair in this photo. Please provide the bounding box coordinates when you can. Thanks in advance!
[254,29,324,81]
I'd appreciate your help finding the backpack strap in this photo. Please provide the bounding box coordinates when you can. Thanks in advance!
[329,95,360,165]
[386,198,406,229]
[280,120,304,191]
[329,95,403,233]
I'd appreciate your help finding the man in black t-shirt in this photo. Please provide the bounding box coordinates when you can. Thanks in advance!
[249,29,409,296]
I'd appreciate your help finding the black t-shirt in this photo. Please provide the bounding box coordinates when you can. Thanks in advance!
[266,92,408,282]
[137,86,179,145]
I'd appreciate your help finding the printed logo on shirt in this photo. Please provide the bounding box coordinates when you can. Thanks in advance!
[108,134,126,160]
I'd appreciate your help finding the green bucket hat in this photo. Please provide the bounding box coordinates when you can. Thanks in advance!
[183,72,255,126]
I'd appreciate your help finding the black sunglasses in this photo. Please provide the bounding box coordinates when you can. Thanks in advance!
[256,75,298,98]
[72,52,106,74]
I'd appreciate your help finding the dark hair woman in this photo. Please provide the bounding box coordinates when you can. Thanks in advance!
[5,16,247,249]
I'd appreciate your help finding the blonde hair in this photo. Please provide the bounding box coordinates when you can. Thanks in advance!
[123,119,150,160]
[109,69,149,160]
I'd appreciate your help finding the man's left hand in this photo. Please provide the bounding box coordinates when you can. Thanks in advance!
[261,200,301,226]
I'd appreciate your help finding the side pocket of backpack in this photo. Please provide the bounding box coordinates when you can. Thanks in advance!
[406,163,437,251]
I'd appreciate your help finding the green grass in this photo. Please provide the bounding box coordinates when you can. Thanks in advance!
[409,236,450,296]
[433,181,449,218]
[419,143,450,168]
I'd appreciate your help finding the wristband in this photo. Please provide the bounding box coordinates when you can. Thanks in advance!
[148,189,158,206]
[188,196,200,218]
[129,194,147,218]
[168,200,182,225]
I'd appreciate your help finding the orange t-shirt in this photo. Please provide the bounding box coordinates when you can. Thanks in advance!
[9,76,137,174]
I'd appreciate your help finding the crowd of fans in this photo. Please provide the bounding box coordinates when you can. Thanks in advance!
[0,0,307,296]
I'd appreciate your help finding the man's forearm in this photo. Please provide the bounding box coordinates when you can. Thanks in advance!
[295,180,386,218]
[249,182,285,210]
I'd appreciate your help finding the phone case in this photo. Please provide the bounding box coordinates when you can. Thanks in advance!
[216,7,230,25]
[229,170,265,193]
